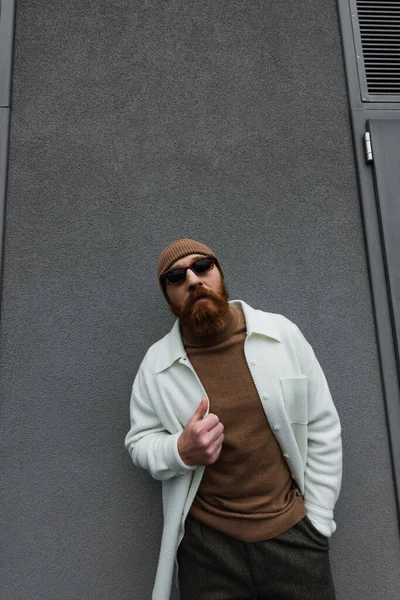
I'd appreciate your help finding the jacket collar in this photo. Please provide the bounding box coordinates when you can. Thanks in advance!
[155,299,282,374]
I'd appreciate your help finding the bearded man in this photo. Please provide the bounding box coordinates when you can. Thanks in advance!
[125,238,342,600]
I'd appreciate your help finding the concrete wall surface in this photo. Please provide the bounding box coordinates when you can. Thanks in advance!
[1,1,399,598]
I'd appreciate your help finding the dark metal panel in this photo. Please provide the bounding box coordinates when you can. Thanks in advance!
[339,0,400,530]
[0,0,16,107]
[350,108,400,530]
[368,119,400,372]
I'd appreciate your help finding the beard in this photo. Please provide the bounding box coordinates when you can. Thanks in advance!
[171,280,230,338]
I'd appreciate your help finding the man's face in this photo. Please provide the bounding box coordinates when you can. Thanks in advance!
[164,253,230,337]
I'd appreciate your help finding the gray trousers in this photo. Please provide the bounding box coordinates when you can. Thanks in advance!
[178,515,336,600]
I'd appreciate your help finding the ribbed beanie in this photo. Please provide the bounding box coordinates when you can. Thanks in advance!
[158,238,218,281]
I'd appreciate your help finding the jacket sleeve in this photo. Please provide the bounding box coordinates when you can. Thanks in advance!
[124,362,196,481]
[294,326,342,537]
[300,332,342,537]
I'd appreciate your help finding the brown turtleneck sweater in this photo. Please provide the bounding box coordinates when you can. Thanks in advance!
[182,305,305,542]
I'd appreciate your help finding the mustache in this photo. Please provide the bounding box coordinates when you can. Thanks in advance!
[185,287,220,309]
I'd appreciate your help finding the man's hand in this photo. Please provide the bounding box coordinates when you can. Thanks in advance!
[178,397,224,466]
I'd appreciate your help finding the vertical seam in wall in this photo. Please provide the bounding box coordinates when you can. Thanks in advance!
[0,0,16,321]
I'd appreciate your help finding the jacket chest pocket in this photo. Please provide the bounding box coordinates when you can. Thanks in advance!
[280,375,308,424]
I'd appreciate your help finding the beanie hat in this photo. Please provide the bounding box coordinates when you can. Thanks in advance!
[158,239,220,297]
[158,238,217,279]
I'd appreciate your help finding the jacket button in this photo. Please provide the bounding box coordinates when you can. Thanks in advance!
[250,360,256,366]
[273,425,280,431]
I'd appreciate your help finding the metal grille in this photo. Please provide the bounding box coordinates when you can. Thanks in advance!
[355,0,400,100]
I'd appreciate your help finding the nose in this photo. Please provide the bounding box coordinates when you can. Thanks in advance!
[186,268,203,291]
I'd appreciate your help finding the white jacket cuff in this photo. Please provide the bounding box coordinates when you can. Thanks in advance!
[169,432,197,474]
[304,501,336,537]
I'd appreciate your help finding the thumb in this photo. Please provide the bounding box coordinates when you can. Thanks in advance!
[188,396,208,423]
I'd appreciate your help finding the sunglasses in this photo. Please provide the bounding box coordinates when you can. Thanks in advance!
[161,256,216,286]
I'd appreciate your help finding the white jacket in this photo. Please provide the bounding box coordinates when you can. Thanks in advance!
[125,300,342,600]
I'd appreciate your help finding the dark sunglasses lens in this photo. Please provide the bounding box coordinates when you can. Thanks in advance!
[192,258,213,274]
[165,268,186,284]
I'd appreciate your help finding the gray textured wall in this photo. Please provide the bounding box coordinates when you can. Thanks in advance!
[1,1,399,598]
